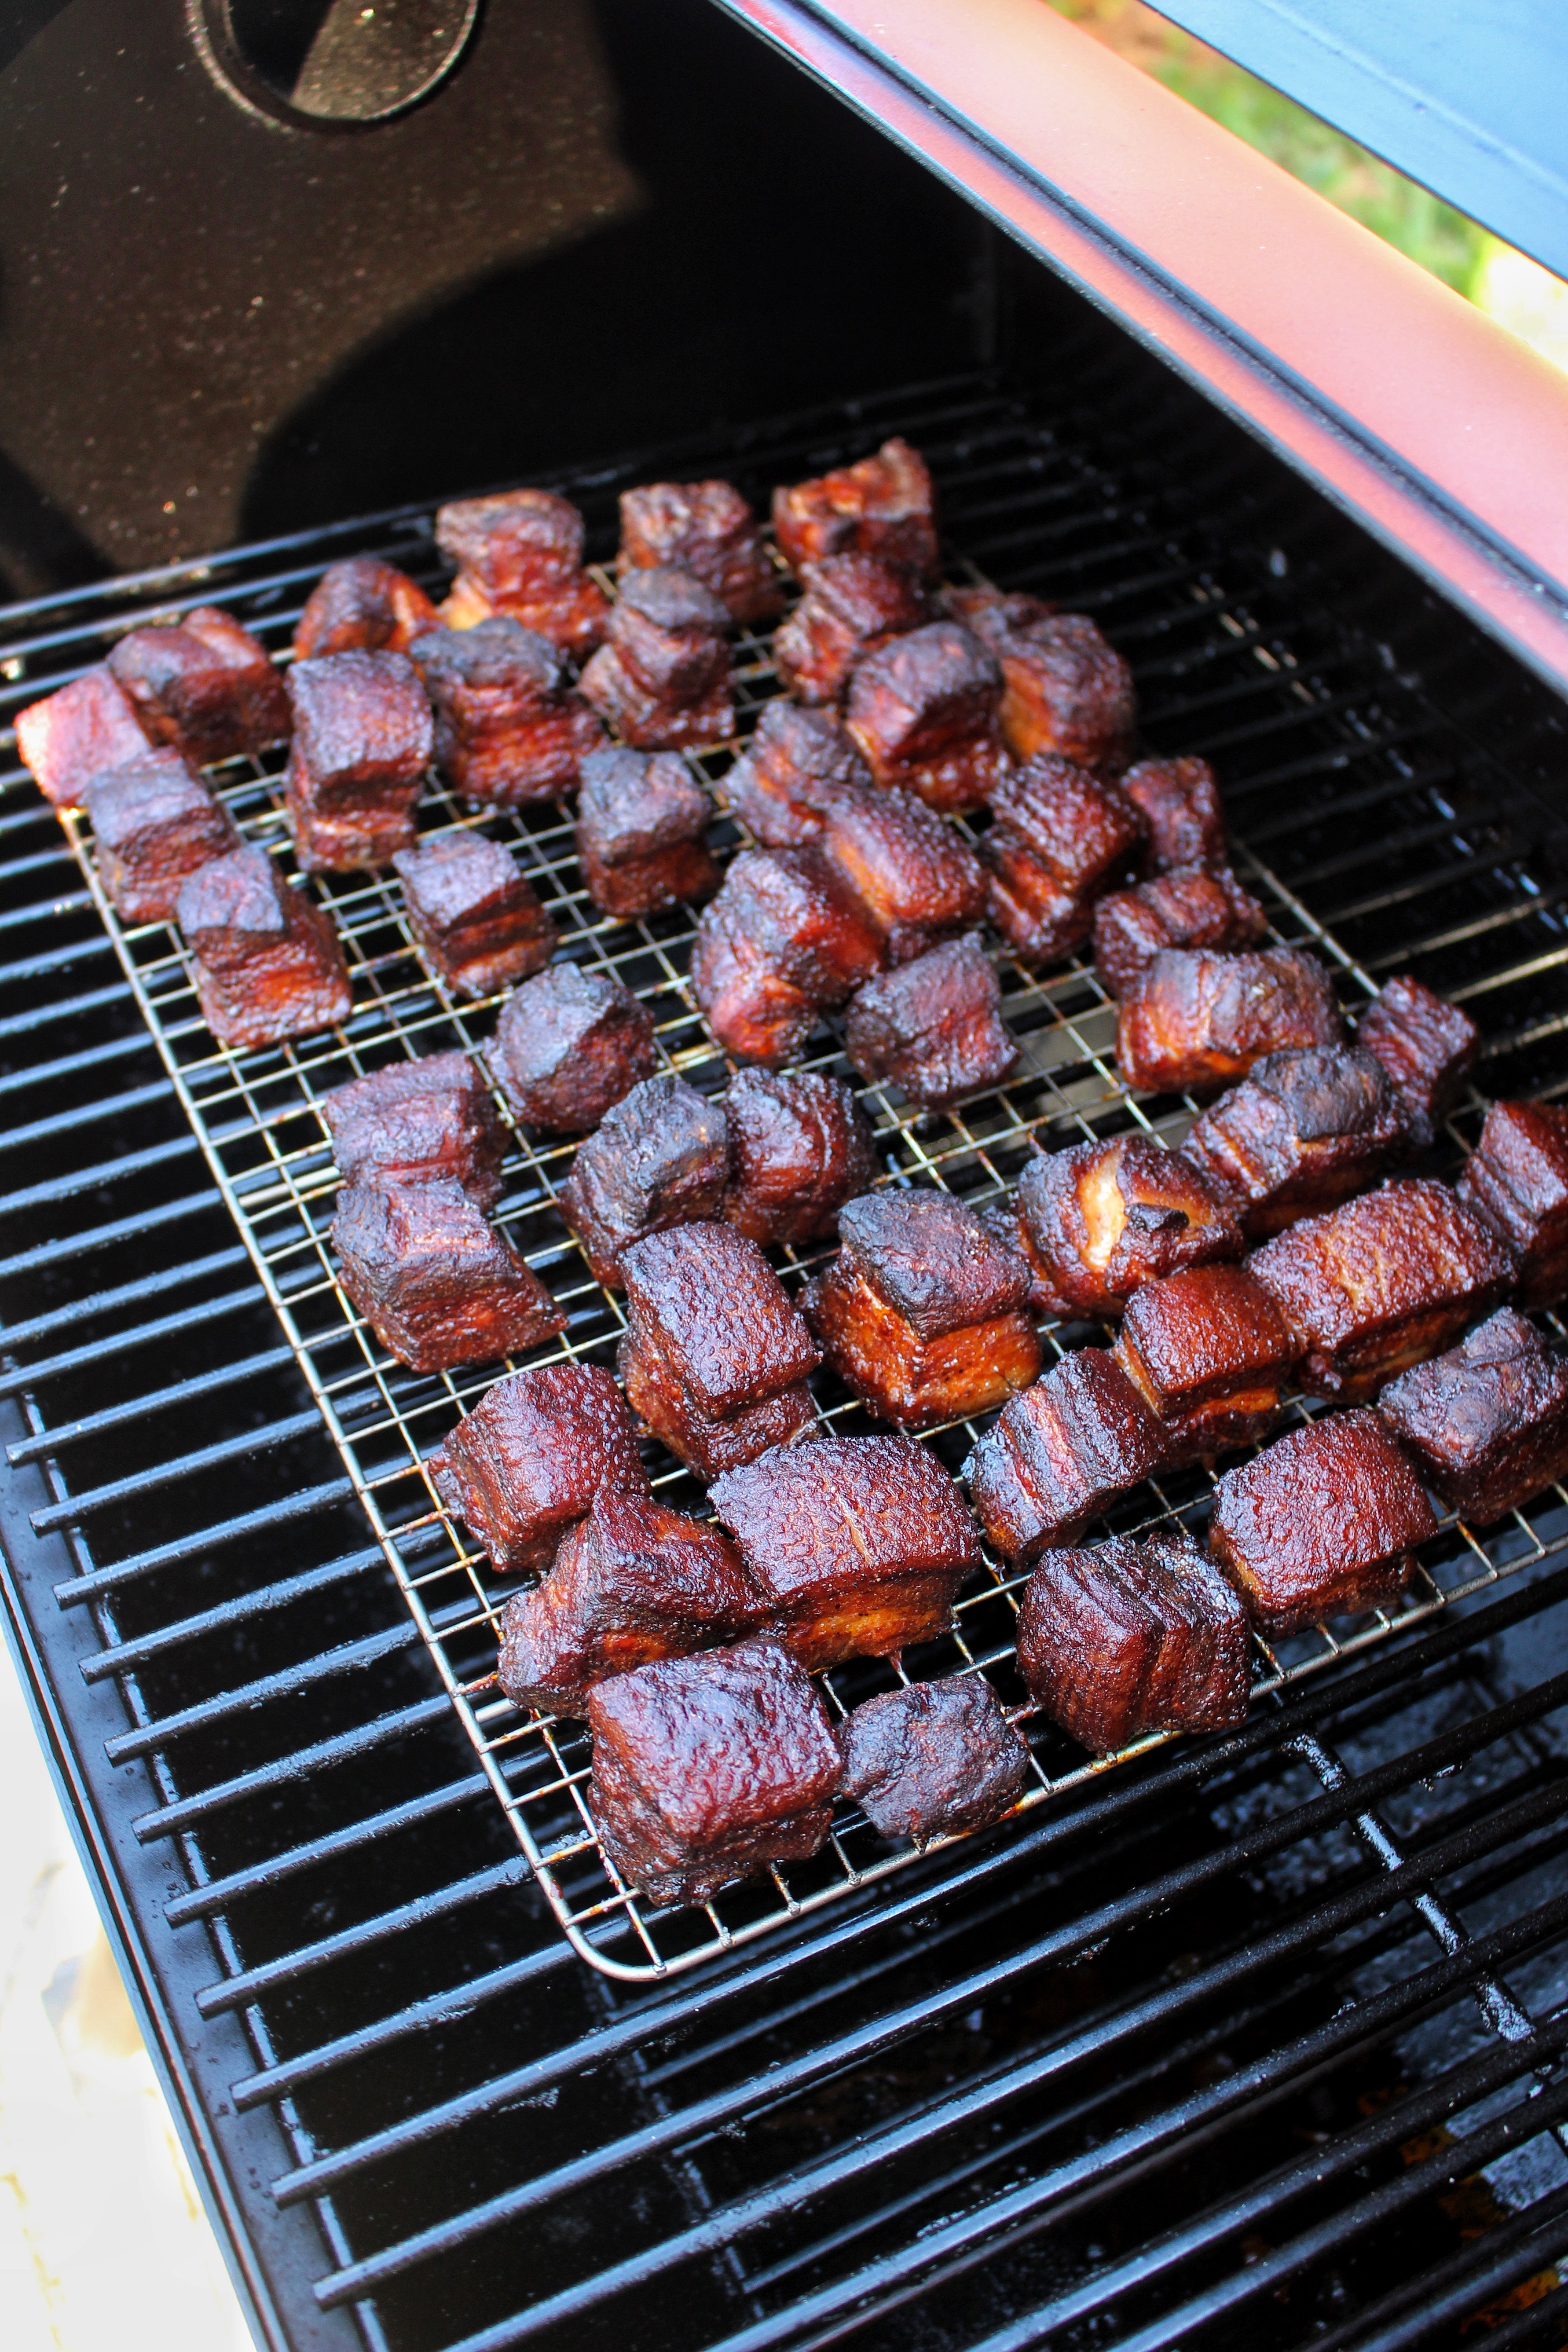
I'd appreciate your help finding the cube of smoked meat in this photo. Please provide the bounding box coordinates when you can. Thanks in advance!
[982,755,1146,966]
[772,436,938,578]
[963,1347,1167,1564]
[1182,1045,1407,1240]
[722,1067,874,1246]
[16,666,152,807]
[1113,1262,1297,1466]
[1378,1308,1568,1526]
[1017,1531,1250,1753]
[429,1361,649,1573]
[992,612,1136,774]
[1209,1407,1436,1632]
[711,1431,980,1671]
[815,783,987,965]
[83,750,239,923]
[435,488,611,657]
[617,479,783,625]
[945,587,1055,647]
[319,1049,506,1209]
[844,621,1007,813]
[1118,946,1344,1098]
[175,846,351,1049]
[392,831,556,1000]
[1458,1098,1568,1307]
[1121,757,1228,875]
[498,1487,766,1714]
[1093,867,1268,999]
[1016,1135,1244,1320]
[409,620,604,808]
[108,606,290,765]
[580,569,735,751]
[332,1177,565,1373]
[845,933,1018,1110]
[691,845,885,1067]
[618,1221,819,1478]
[774,554,931,706]
[587,1637,842,1907]
[1357,973,1478,1148]
[491,964,657,1134]
[559,1075,730,1289]
[293,557,439,659]
[720,700,871,848]
[574,746,717,920]
[840,1677,1028,1840]
[283,649,432,871]
[804,1188,1042,1430]
[1250,1176,1514,1401]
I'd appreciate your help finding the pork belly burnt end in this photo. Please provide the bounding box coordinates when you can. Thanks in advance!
[559,1076,730,1288]
[176,847,351,1049]
[429,1362,649,1573]
[587,1638,843,1908]
[575,747,717,919]
[393,832,555,1000]
[964,1347,1166,1564]
[580,570,735,751]
[333,1178,565,1373]
[804,1189,1042,1430]
[491,965,656,1134]
[720,701,871,847]
[1114,1263,1297,1465]
[1093,867,1268,999]
[294,557,439,659]
[1358,973,1479,1148]
[283,649,432,871]
[1118,947,1344,1098]
[617,480,782,624]
[711,1432,980,1670]
[845,621,1007,813]
[83,751,239,923]
[846,934,1017,1110]
[1121,758,1228,875]
[1378,1308,1568,1525]
[17,668,154,807]
[992,612,1136,774]
[772,437,938,578]
[691,846,884,1067]
[983,756,1146,966]
[435,489,610,657]
[1250,1176,1514,1401]
[409,620,603,808]
[321,1049,505,1207]
[774,554,931,706]
[1457,1099,1568,1308]
[722,1068,874,1246]
[1016,1136,1243,1320]
[1209,1408,1437,1632]
[841,1679,1028,1840]
[815,785,987,964]
[1183,1046,1407,1240]
[108,607,290,764]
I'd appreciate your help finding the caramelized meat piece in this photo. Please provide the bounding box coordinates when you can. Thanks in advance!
[429,1362,649,1573]
[1358,973,1479,1148]
[691,845,885,1067]
[1457,1099,1568,1307]
[1251,1176,1514,1401]
[722,1067,874,1245]
[982,755,1146,965]
[393,831,556,1000]
[559,1075,730,1288]
[16,667,152,807]
[711,1432,980,1670]
[618,1221,819,1477]
[804,1189,1042,1430]
[333,1178,565,1372]
[1016,1135,1243,1319]
[1121,757,1227,875]
[587,1637,842,1906]
[283,649,432,871]
[845,621,1007,813]
[435,489,610,657]
[1210,1408,1436,1632]
[108,606,289,764]
[1183,1046,1407,1239]
[491,965,657,1134]
[575,746,717,919]
[720,701,871,847]
[815,784,987,964]
[1118,946,1344,1097]
[176,846,350,1049]
[580,570,735,751]
[293,557,438,659]
[409,620,603,808]
[1379,1308,1568,1526]
[773,436,938,578]
[498,1488,765,1713]
[846,934,1017,1110]
[963,1347,1167,1563]
[945,587,1054,645]
[83,750,239,923]
[991,612,1135,773]
[1113,1262,1296,1466]
[774,554,931,706]
[617,479,782,624]
[319,1050,505,1208]
[841,1678,1028,1839]
[1094,867,1268,998]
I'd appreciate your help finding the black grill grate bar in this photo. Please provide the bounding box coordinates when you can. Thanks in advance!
[103,1620,420,1763]
[130,1695,455,1842]
[80,1548,381,1682]
[0,979,133,1037]
[6,1345,295,1460]
[0,1285,270,1398]
[0,1028,166,1103]
[29,1407,324,1531]
[1306,2181,1568,2352]
[0,1148,202,1232]
[0,1250,250,1351]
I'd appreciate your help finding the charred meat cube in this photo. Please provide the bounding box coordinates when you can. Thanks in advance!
[804,1188,1042,1430]
[293,556,439,659]
[617,479,782,624]
[1358,973,1479,1148]
[772,436,938,578]
[1250,1176,1514,1401]
[1210,1408,1436,1632]
[1093,867,1269,998]
[720,700,871,847]
[392,831,556,1000]
[283,649,432,871]
[618,1221,819,1478]
[16,666,152,807]
[1113,1262,1297,1466]
[1016,1135,1244,1319]
[841,1678,1028,1840]
[815,783,987,964]
[845,933,1018,1110]
[559,1075,730,1288]
[319,1049,506,1208]
[574,746,717,919]
[587,1637,842,1907]
[1121,757,1228,874]
[435,488,610,657]
[945,587,1054,645]
[982,755,1146,966]
[491,965,657,1134]
[108,606,289,764]
[1183,1045,1407,1239]
[711,1431,981,1670]
[82,750,239,923]
[845,621,1007,813]
[580,569,735,751]
[1457,1099,1568,1307]
[691,845,885,1067]
[1378,1308,1568,1526]
[1119,946,1344,1098]
[176,846,350,1049]
[774,554,931,706]
[990,612,1136,774]
[722,1067,874,1246]
[429,1362,649,1573]
[409,620,604,808]
[963,1346,1167,1563]
[333,1178,565,1373]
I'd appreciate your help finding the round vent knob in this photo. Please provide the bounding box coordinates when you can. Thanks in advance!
[196,0,482,128]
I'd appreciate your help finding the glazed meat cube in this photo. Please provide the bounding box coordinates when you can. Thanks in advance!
[991,612,1136,774]
[841,1678,1028,1840]
[559,1075,730,1288]
[16,666,152,807]
[845,621,1007,813]
[772,436,938,578]
[617,1221,819,1477]
[982,755,1146,966]
[774,554,931,706]
[283,649,432,870]
[689,904,815,1068]
[804,1188,1042,1430]
[392,831,556,1000]
[587,1637,842,1907]
[815,784,987,964]
[1113,1262,1297,1465]
[575,746,717,919]
[1251,1176,1513,1400]
[1210,1408,1437,1632]
[333,1178,565,1373]
[1457,1099,1568,1307]
[691,846,885,1067]
[945,587,1054,646]
[1121,757,1228,875]
[963,1347,1167,1563]
[293,556,439,659]
[720,701,871,847]
[1118,946,1344,1097]
[428,1361,649,1573]
[83,750,239,923]
[617,479,782,624]
[435,488,611,657]
[722,1067,874,1245]
[490,965,657,1134]
[710,1431,980,1670]
[498,1488,765,1713]
[845,934,1017,1110]
[1183,1045,1407,1239]
[319,1049,505,1208]
[409,620,604,808]
[1016,1135,1244,1319]
[580,570,735,751]
[1093,867,1269,998]
[108,606,290,764]
[1358,973,1479,1147]
[175,846,351,1049]
[1378,1308,1568,1526]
